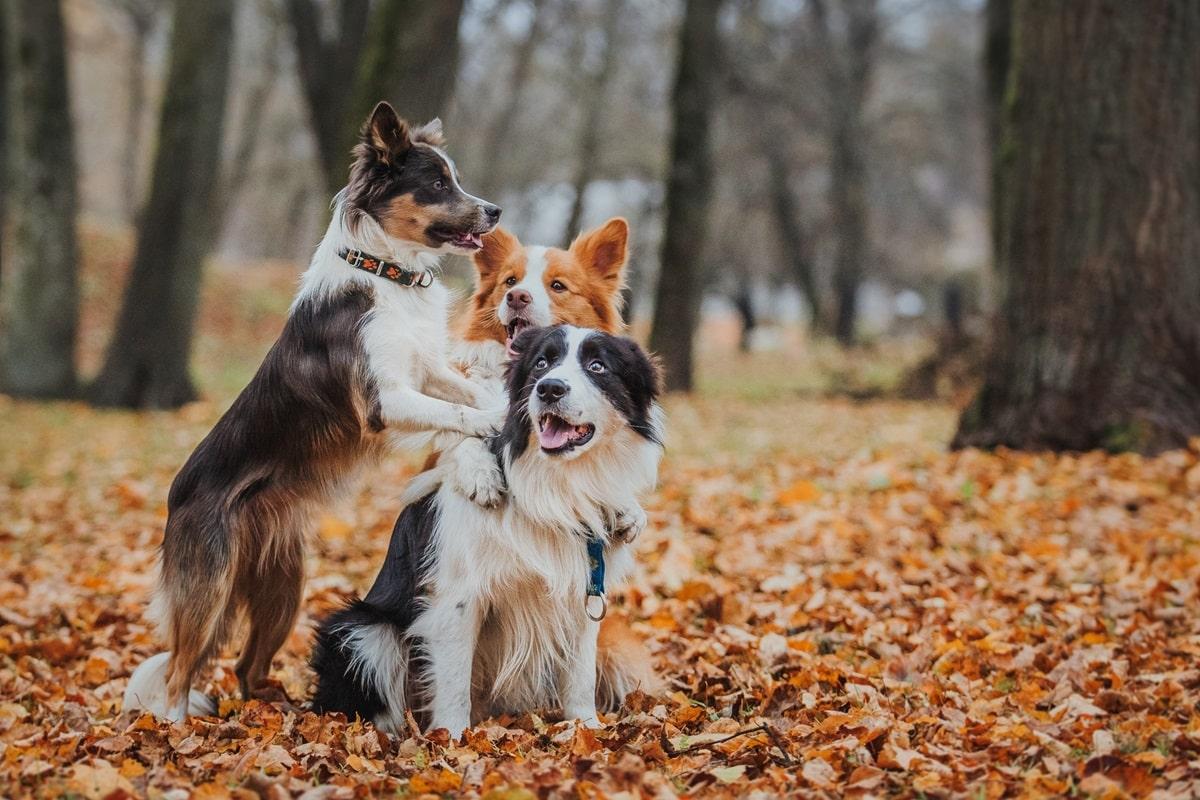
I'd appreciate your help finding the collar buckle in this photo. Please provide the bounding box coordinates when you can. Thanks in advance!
[346,249,365,268]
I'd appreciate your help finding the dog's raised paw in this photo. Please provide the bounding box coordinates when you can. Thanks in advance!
[611,505,647,544]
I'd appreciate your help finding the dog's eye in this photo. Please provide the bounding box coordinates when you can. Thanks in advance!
[433,179,446,191]
[505,276,517,287]
[587,360,606,374]
[550,280,567,292]
[534,357,549,371]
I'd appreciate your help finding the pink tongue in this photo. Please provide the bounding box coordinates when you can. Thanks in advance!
[506,337,518,358]
[538,419,572,449]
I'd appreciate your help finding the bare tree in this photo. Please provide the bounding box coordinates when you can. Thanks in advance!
[764,143,826,333]
[108,0,162,221]
[561,0,624,246]
[811,0,878,346]
[1,0,79,398]
[284,0,369,196]
[90,0,235,408]
[955,0,1200,454]
[478,0,549,197]
[0,3,7,286]
[648,0,725,392]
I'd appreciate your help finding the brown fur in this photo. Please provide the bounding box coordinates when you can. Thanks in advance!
[462,218,630,343]
[596,613,662,711]
[157,285,387,708]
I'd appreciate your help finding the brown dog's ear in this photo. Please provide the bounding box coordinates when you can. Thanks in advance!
[570,217,629,282]
[475,227,520,280]
[411,117,446,147]
[362,101,412,165]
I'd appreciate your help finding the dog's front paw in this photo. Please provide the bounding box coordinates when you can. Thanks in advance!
[610,504,647,544]
[447,439,507,508]
[463,405,505,438]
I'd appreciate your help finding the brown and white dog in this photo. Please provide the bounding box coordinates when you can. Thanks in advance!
[123,102,508,722]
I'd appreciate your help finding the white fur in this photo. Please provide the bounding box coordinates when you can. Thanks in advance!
[123,652,216,721]
[498,246,554,329]
[337,622,413,735]
[125,202,503,723]
[409,327,664,737]
[299,202,504,442]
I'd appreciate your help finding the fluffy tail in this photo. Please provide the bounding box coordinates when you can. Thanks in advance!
[122,652,216,720]
[596,614,661,712]
[310,600,412,733]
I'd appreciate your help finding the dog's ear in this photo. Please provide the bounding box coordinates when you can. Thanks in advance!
[361,101,412,165]
[411,117,446,147]
[613,335,662,443]
[570,217,629,282]
[475,227,520,280]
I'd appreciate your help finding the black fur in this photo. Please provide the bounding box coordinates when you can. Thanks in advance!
[343,102,498,246]
[498,326,661,460]
[309,493,439,721]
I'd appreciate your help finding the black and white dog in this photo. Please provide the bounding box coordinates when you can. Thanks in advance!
[311,326,663,736]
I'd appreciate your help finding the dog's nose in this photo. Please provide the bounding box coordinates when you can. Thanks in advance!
[536,378,568,402]
[506,289,531,309]
[484,204,502,222]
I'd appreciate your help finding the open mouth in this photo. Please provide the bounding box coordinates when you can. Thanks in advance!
[447,231,484,251]
[537,413,595,453]
[505,318,533,357]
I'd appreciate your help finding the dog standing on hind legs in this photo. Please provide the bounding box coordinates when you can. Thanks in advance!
[124,101,507,722]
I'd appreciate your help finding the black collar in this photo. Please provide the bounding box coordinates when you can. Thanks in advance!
[338,248,434,287]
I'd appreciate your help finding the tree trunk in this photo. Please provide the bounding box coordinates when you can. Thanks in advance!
[561,0,623,247]
[118,2,156,222]
[0,3,7,286]
[89,0,234,408]
[733,286,755,353]
[811,0,877,346]
[285,0,369,197]
[984,0,1011,268]
[0,0,79,398]
[764,145,826,334]
[954,0,1200,454]
[648,0,723,392]
[477,0,548,198]
[334,0,464,194]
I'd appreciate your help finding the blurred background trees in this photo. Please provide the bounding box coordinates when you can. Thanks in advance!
[9,0,1193,455]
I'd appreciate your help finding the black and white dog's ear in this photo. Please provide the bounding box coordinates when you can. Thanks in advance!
[498,326,557,461]
[361,101,413,166]
[610,336,662,443]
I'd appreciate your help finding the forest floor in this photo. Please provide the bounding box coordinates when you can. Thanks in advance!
[2,236,1200,798]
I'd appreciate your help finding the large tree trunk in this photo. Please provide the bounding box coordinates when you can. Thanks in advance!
[811,0,877,346]
[648,0,723,393]
[334,0,464,193]
[0,3,7,286]
[89,0,234,408]
[285,0,369,197]
[954,0,1200,454]
[561,0,623,247]
[477,0,548,198]
[0,0,79,398]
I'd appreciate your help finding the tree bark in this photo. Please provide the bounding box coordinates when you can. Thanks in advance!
[0,3,7,286]
[478,0,548,198]
[648,0,724,392]
[285,0,369,197]
[0,0,79,398]
[561,0,623,247]
[89,0,234,408]
[764,145,826,334]
[115,0,158,222]
[811,0,877,347]
[984,0,1011,268]
[954,0,1200,454]
[334,0,465,194]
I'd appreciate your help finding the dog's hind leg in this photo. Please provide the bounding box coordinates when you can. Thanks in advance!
[158,574,233,722]
[234,539,304,700]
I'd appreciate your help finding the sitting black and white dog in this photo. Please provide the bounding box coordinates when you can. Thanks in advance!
[311,325,663,736]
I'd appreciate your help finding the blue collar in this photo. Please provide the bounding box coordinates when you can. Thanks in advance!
[585,535,607,621]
